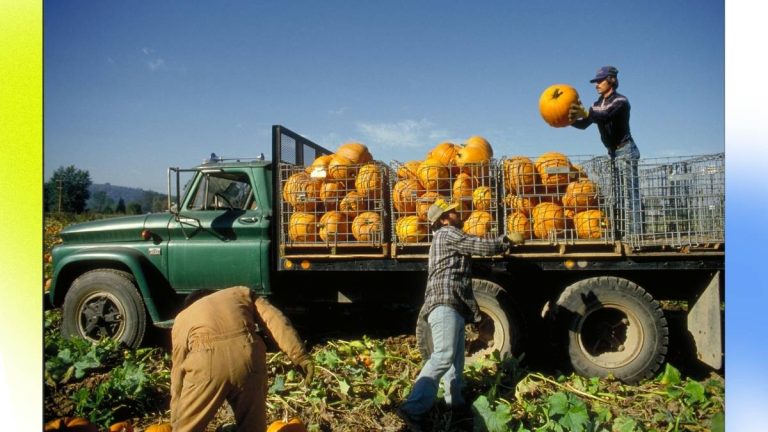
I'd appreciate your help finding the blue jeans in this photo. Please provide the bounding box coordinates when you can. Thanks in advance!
[400,305,466,416]
[613,140,642,238]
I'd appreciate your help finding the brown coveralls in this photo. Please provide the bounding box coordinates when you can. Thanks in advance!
[170,286,309,432]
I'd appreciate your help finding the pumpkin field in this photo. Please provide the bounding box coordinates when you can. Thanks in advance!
[44,214,724,432]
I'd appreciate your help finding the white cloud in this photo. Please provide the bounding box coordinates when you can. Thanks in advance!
[356,119,451,149]
[140,47,166,72]
[147,58,166,72]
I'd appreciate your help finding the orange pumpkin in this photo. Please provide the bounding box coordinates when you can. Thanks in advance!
[417,158,450,192]
[108,421,134,432]
[562,179,599,210]
[505,194,538,216]
[539,83,581,128]
[506,211,531,237]
[392,178,425,213]
[464,135,494,158]
[472,186,493,211]
[267,418,307,432]
[532,202,566,239]
[355,162,384,198]
[144,424,173,432]
[397,160,422,180]
[455,145,491,166]
[574,209,608,239]
[305,154,334,175]
[327,154,358,182]
[283,172,322,212]
[503,156,537,194]
[351,212,382,242]
[396,215,428,243]
[427,142,460,167]
[455,146,491,178]
[535,152,572,190]
[416,191,445,222]
[452,173,477,202]
[570,163,589,181]
[319,181,346,211]
[339,191,368,216]
[319,211,349,242]
[335,142,372,165]
[44,417,99,432]
[463,210,493,237]
[288,212,317,242]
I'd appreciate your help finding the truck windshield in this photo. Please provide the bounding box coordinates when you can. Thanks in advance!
[188,172,253,210]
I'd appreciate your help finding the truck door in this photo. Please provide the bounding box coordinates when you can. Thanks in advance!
[167,168,269,293]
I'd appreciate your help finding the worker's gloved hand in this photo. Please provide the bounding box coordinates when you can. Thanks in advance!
[568,103,589,122]
[505,232,525,247]
[299,358,314,386]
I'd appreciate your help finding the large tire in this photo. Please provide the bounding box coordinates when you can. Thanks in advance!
[556,276,668,384]
[416,279,523,363]
[61,269,147,348]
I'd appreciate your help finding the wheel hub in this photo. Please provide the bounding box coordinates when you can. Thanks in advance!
[78,293,126,341]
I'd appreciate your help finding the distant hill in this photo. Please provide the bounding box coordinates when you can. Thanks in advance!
[87,183,168,213]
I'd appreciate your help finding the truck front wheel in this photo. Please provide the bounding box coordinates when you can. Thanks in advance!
[556,276,668,384]
[61,269,147,348]
[416,279,522,363]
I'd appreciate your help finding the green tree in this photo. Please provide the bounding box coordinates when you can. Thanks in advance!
[44,166,92,213]
[88,190,115,213]
[116,198,126,214]
[127,202,143,215]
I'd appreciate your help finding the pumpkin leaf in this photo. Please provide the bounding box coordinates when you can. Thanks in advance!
[547,392,591,432]
[658,363,681,386]
[472,395,512,432]
[709,411,725,432]
[338,378,351,396]
[612,416,639,432]
[268,375,285,394]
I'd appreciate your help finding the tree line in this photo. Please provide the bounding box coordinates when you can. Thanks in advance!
[44,165,167,214]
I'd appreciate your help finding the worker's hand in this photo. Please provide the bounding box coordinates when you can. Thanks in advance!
[568,103,589,122]
[299,358,314,386]
[505,232,525,247]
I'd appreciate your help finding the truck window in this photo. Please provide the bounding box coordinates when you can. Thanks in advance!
[187,172,254,210]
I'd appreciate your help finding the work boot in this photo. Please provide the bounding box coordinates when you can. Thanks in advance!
[396,406,426,432]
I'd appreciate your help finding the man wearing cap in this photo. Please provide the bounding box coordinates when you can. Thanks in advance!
[397,199,523,430]
[569,65,642,237]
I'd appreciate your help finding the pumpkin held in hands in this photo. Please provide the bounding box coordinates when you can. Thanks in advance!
[539,83,581,128]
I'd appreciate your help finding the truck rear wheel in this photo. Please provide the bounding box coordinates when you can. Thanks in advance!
[61,269,147,348]
[556,276,668,384]
[416,279,522,363]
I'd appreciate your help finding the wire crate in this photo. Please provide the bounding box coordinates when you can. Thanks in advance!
[630,153,724,249]
[501,154,615,245]
[278,161,391,255]
[389,160,501,251]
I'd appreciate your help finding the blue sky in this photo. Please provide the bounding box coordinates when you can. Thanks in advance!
[40,1,768,429]
[44,0,724,193]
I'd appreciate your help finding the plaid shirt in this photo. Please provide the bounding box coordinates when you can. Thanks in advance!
[421,225,506,323]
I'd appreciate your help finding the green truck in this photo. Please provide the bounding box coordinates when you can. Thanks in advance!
[48,125,724,384]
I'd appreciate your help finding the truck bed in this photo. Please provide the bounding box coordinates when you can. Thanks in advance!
[271,125,724,267]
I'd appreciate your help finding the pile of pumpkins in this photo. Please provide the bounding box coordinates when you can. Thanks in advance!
[282,136,608,245]
[503,152,608,240]
[282,142,385,244]
[43,417,170,432]
[391,136,495,243]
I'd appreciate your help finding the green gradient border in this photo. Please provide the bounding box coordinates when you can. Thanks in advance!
[0,0,43,428]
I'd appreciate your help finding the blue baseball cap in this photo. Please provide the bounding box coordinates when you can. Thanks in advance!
[589,66,619,83]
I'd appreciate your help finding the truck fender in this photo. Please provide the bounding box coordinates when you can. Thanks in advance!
[50,248,163,324]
